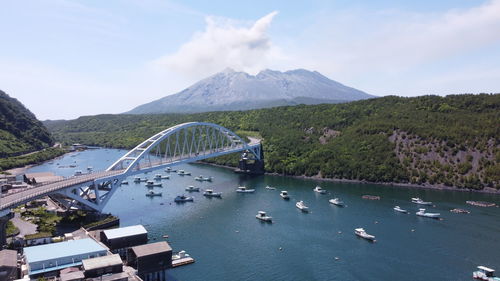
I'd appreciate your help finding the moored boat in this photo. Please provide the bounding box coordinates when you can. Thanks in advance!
[165,167,177,173]
[411,197,432,205]
[195,175,212,181]
[145,180,162,187]
[256,211,272,222]
[185,185,200,192]
[154,174,170,180]
[280,191,290,200]
[120,180,129,185]
[177,170,191,176]
[265,186,276,190]
[362,195,380,200]
[174,195,194,202]
[134,177,147,183]
[146,190,162,197]
[450,208,470,214]
[354,228,376,242]
[313,186,327,194]
[236,186,255,193]
[203,189,222,198]
[393,206,408,213]
[416,208,440,219]
[329,198,345,207]
[473,266,500,281]
[296,200,309,212]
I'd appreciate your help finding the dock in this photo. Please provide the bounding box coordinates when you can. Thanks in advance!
[172,257,195,267]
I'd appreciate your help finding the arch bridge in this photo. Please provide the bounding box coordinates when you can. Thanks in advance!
[0,122,262,215]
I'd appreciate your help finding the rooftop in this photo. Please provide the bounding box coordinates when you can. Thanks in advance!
[82,254,122,271]
[103,225,147,240]
[0,249,17,267]
[24,238,107,263]
[60,270,85,281]
[131,242,172,258]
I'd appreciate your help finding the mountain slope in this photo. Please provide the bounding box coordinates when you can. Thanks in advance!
[47,94,500,191]
[128,68,374,114]
[0,90,53,157]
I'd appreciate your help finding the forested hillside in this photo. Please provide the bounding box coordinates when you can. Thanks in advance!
[0,90,53,157]
[46,94,500,190]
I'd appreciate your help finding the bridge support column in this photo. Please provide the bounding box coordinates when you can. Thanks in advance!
[236,144,265,175]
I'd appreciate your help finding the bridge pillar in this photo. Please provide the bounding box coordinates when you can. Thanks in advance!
[236,144,265,175]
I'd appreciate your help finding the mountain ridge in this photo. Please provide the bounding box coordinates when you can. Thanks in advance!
[127,68,374,114]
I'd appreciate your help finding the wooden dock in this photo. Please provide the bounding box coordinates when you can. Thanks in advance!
[172,257,195,267]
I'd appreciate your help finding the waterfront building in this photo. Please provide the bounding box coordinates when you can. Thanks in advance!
[82,254,123,278]
[0,249,18,281]
[127,242,172,281]
[23,238,108,277]
[100,225,148,258]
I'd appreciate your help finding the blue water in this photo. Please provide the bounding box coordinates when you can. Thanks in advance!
[25,149,500,281]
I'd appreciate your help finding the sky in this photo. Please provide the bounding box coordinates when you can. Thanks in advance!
[1,0,500,120]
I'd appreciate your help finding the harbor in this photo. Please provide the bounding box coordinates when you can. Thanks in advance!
[19,148,500,281]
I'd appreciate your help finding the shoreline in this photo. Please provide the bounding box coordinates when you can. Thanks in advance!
[4,150,72,176]
[196,161,500,195]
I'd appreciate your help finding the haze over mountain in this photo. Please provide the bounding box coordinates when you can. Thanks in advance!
[127,68,374,114]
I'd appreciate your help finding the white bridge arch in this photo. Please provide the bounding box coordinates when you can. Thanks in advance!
[0,122,261,214]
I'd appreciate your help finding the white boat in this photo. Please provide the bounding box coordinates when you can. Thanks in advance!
[416,208,440,219]
[177,170,191,176]
[265,186,276,190]
[195,175,212,181]
[146,190,162,197]
[256,211,272,222]
[280,191,290,200]
[165,167,177,173]
[393,206,408,213]
[329,198,345,207]
[473,266,500,281]
[74,170,83,176]
[313,186,327,194]
[185,185,200,192]
[134,177,147,183]
[87,166,93,171]
[145,180,162,187]
[296,201,309,212]
[120,180,129,185]
[411,197,432,205]
[236,186,255,193]
[203,189,222,198]
[174,195,194,202]
[154,174,170,180]
[354,228,376,242]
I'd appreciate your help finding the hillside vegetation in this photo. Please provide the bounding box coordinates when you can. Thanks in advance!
[46,94,500,190]
[0,90,54,157]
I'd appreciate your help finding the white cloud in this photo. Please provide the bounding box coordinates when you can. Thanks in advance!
[157,11,285,79]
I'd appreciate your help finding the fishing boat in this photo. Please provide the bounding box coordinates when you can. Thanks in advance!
[296,201,309,212]
[416,208,440,219]
[393,206,408,213]
[473,266,500,281]
[313,186,327,194]
[203,189,222,198]
[354,228,376,242]
[185,186,200,192]
[280,191,290,200]
[329,198,345,207]
[134,177,147,183]
[177,170,191,176]
[194,175,212,181]
[256,211,272,222]
[265,186,276,190]
[236,186,255,193]
[145,180,162,187]
[154,174,170,180]
[411,197,432,205]
[146,190,162,197]
[174,195,194,203]
[165,167,177,173]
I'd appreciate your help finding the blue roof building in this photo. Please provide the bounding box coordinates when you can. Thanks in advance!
[24,238,108,275]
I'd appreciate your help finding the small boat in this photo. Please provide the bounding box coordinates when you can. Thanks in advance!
[393,206,408,213]
[87,166,93,171]
[280,191,290,200]
[174,195,194,203]
[362,195,380,200]
[177,170,191,176]
[236,186,255,193]
[165,167,177,173]
[194,175,212,181]
[74,170,83,176]
[69,164,77,168]
[145,180,162,187]
[313,186,327,194]
[329,198,345,207]
[146,190,162,197]
[416,208,440,219]
[411,197,432,205]
[296,201,309,212]
[185,185,200,192]
[354,228,376,242]
[265,186,276,190]
[203,189,222,198]
[256,211,272,222]
[120,180,129,185]
[450,208,470,214]
[473,266,500,281]
[154,174,170,180]
[134,177,147,183]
